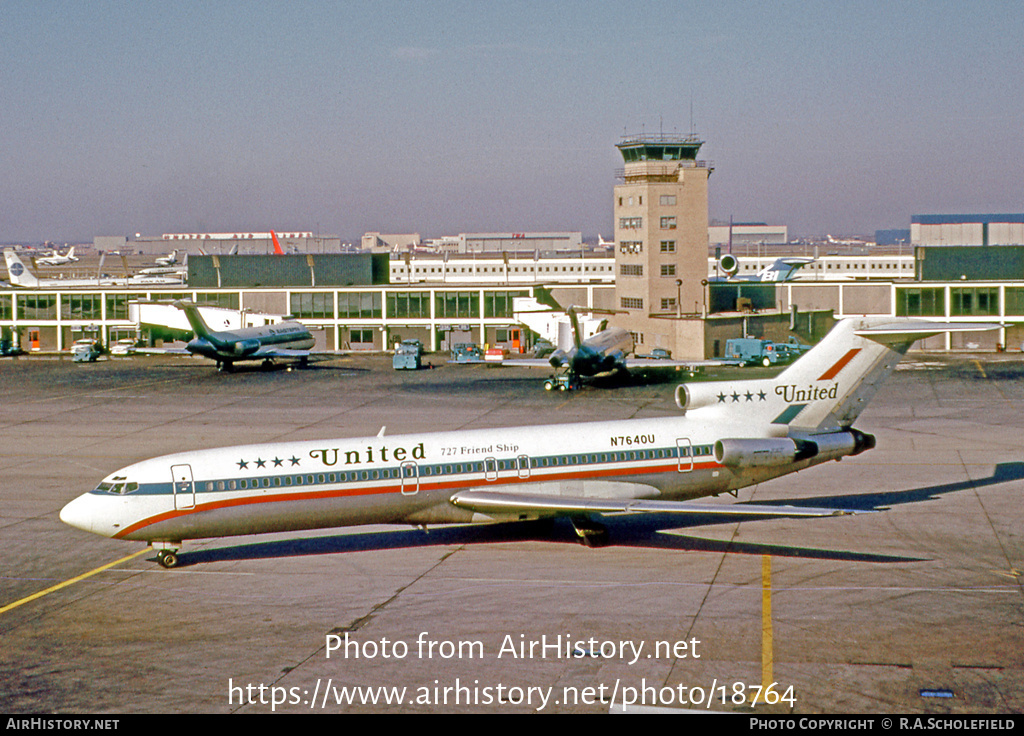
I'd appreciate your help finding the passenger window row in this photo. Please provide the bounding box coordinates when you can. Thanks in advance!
[95,444,716,495]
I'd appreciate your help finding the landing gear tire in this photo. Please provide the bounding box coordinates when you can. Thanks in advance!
[156,550,179,569]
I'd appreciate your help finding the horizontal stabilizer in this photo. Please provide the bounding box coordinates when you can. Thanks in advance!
[854,321,999,344]
[450,490,864,518]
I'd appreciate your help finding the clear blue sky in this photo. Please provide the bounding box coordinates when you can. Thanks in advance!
[2,1,1022,242]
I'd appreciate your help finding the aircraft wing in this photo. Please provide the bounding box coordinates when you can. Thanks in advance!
[450,490,863,518]
[253,346,311,358]
[623,357,742,369]
[134,347,191,355]
[498,358,558,367]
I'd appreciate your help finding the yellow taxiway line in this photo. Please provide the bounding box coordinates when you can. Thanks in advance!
[0,548,149,615]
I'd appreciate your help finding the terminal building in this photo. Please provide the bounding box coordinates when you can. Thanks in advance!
[911,214,1024,247]
[97,232,344,256]
[363,231,583,254]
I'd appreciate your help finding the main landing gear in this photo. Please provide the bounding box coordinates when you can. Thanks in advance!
[153,544,181,569]
[570,517,609,548]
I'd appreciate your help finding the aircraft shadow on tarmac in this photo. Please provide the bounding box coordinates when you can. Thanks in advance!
[161,463,1024,568]
[153,360,369,374]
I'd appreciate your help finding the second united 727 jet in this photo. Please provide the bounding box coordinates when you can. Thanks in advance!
[60,318,990,568]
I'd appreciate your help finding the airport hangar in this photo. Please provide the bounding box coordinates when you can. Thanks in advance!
[3,244,1024,357]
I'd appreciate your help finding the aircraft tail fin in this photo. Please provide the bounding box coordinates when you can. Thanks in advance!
[174,301,218,343]
[678,318,996,433]
[4,250,39,287]
[271,230,284,255]
[757,257,814,283]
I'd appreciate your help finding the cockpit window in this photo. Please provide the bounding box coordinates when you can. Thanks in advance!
[94,481,139,494]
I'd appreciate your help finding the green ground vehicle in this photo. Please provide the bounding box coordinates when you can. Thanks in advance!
[393,340,423,370]
[452,343,484,363]
[543,374,580,391]
[724,338,781,367]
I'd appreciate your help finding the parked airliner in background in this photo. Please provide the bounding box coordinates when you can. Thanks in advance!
[140,251,188,276]
[36,247,78,266]
[510,298,735,390]
[3,250,182,288]
[155,250,180,266]
[710,254,815,283]
[827,234,870,246]
[60,318,992,568]
[165,300,317,372]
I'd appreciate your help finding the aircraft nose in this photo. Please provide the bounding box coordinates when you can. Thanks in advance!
[60,494,105,536]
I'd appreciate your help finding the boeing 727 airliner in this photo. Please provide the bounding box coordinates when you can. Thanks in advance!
[60,318,991,568]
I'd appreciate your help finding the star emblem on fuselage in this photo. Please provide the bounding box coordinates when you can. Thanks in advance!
[237,459,248,469]
[719,387,769,404]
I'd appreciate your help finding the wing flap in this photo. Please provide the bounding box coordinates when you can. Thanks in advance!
[450,490,861,518]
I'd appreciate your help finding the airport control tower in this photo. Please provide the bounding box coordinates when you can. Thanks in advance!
[613,134,711,358]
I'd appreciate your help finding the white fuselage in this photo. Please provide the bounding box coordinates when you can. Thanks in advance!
[59,412,848,546]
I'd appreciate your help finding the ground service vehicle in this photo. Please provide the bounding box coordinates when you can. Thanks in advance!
[452,344,483,363]
[393,341,422,370]
[724,338,781,367]
[72,339,102,363]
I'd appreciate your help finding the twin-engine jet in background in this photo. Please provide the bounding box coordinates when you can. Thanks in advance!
[507,297,736,390]
[60,318,993,568]
[36,247,79,266]
[162,301,317,372]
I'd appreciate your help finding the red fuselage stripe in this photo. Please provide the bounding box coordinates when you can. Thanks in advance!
[112,459,721,538]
